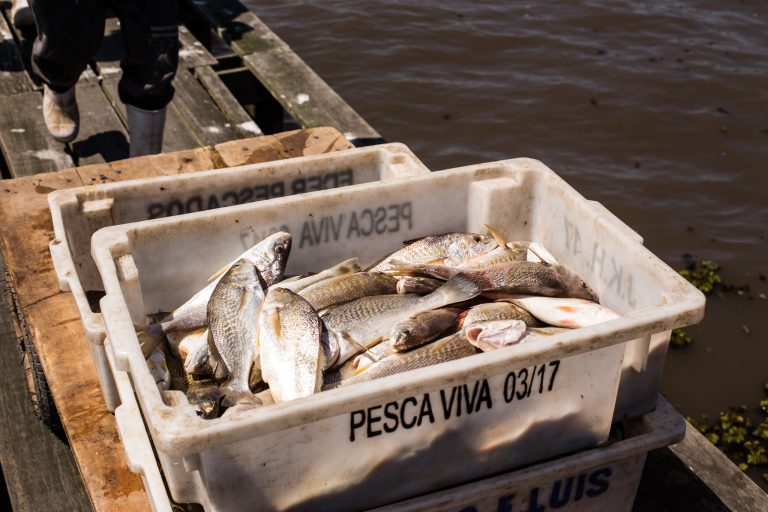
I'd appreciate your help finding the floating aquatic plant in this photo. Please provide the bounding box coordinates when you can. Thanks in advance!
[678,258,722,294]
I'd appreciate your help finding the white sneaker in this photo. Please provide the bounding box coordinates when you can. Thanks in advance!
[127,105,166,157]
[11,0,35,27]
[43,85,79,143]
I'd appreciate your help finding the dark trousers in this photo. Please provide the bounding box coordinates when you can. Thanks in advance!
[29,0,179,110]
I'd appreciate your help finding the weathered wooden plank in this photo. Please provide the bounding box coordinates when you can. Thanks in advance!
[669,421,768,511]
[214,126,351,167]
[101,74,202,153]
[184,0,381,143]
[71,81,129,165]
[0,257,93,512]
[241,49,378,141]
[170,67,243,145]
[178,25,218,68]
[194,65,262,137]
[0,91,74,177]
[0,9,35,95]
[95,17,218,75]
[0,129,349,511]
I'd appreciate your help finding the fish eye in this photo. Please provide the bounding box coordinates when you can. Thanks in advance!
[274,245,284,254]
[473,235,482,242]
[580,280,587,288]
[401,329,411,336]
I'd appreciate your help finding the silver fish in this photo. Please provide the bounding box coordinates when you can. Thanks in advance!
[396,276,443,295]
[390,308,461,352]
[509,296,620,328]
[149,232,291,337]
[299,272,398,312]
[321,274,480,367]
[259,288,324,402]
[324,333,478,389]
[207,259,263,406]
[461,301,541,328]
[181,329,211,376]
[390,260,599,302]
[369,232,498,272]
[274,258,360,293]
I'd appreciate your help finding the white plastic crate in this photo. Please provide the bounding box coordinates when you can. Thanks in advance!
[92,158,704,511]
[374,396,684,512]
[48,143,429,411]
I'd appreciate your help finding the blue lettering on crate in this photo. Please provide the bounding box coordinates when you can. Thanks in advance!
[456,467,613,511]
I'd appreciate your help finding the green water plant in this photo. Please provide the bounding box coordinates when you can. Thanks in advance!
[679,258,722,294]
[688,387,768,478]
[670,328,693,347]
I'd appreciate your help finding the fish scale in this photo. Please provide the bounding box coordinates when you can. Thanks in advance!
[370,232,498,272]
[299,272,397,311]
[321,274,481,367]
[207,259,263,406]
[463,301,541,327]
[324,333,478,389]
[259,289,323,402]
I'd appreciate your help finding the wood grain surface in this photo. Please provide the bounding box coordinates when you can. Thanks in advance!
[0,128,351,511]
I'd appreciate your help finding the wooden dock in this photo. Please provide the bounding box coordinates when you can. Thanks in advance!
[0,0,381,179]
[0,1,765,511]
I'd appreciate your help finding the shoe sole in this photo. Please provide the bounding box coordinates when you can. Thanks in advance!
[49,126,79,144]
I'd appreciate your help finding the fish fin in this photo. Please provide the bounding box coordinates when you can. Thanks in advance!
[207,262,231,282]
[483,224,508,247]
[265,307,282,339]
[401,235,431,246]
[439,274,482,303]
[334,257,361,274]
[221,386,262,408]
[363,255,388,272]
[526,242,558,266]
[236,288,256,317]
[340,331,383,356]
[388,259,452,279]
[207,330,230,379]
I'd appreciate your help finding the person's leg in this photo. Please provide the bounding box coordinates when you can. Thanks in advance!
[110,0,179,156]
[28,0,105,142]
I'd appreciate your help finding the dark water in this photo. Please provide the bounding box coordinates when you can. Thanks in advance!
[248,0,767,475]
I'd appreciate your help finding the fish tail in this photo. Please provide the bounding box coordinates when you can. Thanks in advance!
[439,273,482,303]
[388,259,455,279]
[221,384,261,408]
[334,258,361,274]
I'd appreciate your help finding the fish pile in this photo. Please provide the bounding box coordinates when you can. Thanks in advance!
[141,228,621,419]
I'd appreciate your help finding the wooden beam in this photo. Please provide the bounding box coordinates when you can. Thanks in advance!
[183,0,382,143]
[0,257,92,512]
[95,18,218,74]
[0,90,74,177]
[170,68,243,146]
[0,9,35,95]
[194,65,262,137]
[178,25,218,68]
[669,421,768,511]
